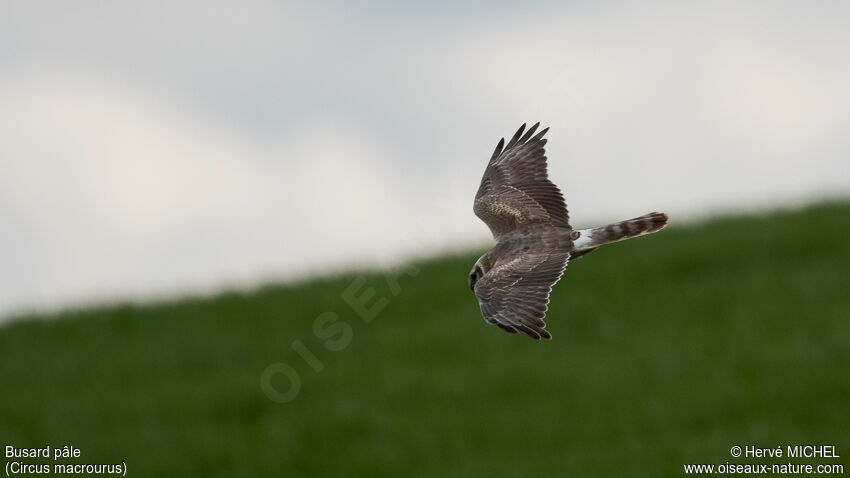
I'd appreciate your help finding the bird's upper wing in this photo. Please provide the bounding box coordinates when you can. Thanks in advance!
[473,250,569,340]
[474,123,570,239]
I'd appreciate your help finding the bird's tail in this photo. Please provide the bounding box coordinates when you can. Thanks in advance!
[571,212,668,258]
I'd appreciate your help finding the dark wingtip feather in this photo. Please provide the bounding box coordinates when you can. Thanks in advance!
[493,123,548,162]
[516,324,541,340]
[490,137,505,162]
[533,127,549,142]
[505,123,527,149]
[519,122,540,143]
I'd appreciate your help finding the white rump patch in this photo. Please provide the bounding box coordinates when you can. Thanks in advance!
[572,229,595,250]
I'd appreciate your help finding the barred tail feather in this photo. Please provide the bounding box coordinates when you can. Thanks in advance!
[572,212,668,258]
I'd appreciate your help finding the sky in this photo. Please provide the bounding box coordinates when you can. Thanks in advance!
[1,1,848,319]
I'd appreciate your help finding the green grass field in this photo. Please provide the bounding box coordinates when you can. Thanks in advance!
[1,203,848,476]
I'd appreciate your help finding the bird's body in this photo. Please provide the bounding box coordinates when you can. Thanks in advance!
[470,123,668,340]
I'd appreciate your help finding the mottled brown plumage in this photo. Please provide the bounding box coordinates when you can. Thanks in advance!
[470,123,669,339]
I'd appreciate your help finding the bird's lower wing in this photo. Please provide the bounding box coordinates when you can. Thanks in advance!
[473,251,569,340]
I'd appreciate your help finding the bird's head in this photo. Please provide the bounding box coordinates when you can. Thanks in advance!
[468,257,491,291]
[468,264,482,290]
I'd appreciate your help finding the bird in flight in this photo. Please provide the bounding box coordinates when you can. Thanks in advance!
[469,123,668,340]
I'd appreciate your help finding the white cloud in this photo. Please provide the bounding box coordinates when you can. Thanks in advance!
[443,1,850,223]
[0,74,427,316]
[1,1,849,319]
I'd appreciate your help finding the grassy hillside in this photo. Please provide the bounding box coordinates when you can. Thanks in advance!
[1,203,848,477]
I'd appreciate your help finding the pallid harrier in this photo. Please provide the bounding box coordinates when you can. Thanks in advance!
[469,123,668,340]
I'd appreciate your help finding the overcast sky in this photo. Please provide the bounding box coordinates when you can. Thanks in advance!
[1,1,848,319]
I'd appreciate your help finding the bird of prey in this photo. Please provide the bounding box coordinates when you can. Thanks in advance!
[469,123,668,340]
